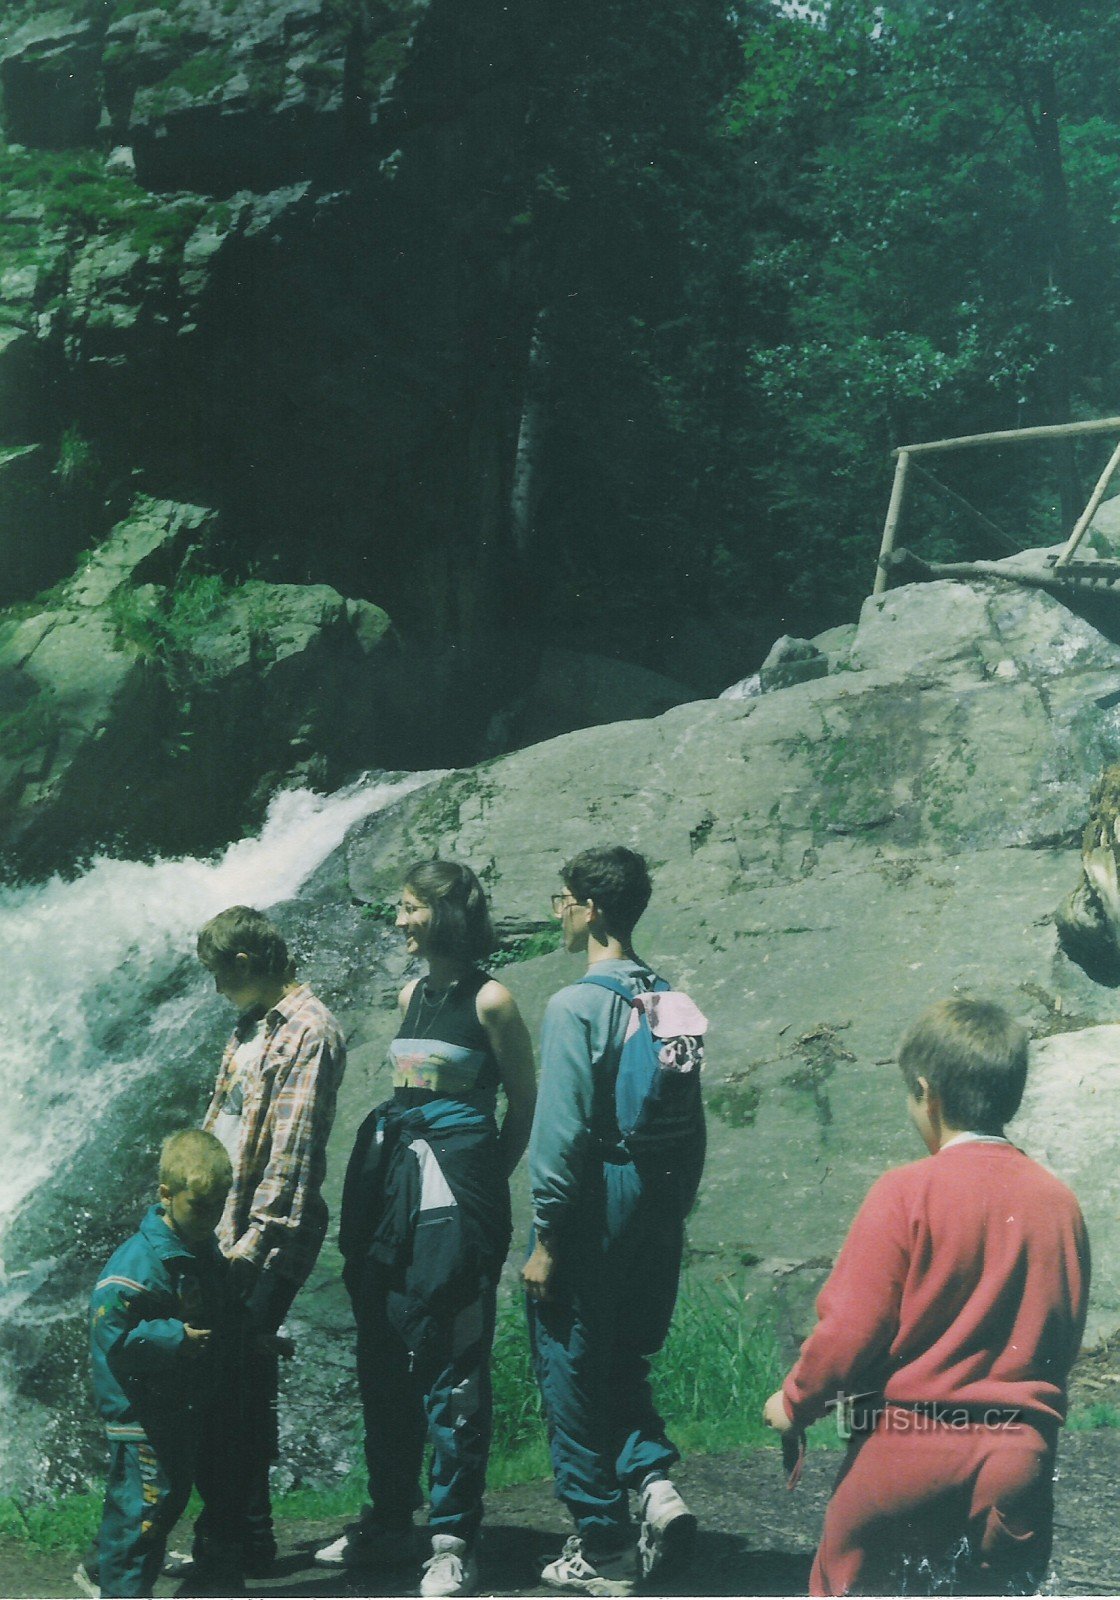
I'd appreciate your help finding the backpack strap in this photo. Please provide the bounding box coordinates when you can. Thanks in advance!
[578,972,669,1001]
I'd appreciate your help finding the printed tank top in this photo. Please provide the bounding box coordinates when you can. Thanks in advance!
[389,969,501,1114]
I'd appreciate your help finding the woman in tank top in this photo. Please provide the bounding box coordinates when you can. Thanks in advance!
[322,859,536,1599]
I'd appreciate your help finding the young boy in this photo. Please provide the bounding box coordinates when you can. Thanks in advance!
[192,905,345,1578]
[763,998,1090,1597]
[88,1130,232,1599]
[523,846,704,1595]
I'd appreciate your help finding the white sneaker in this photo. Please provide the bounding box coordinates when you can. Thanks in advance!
[72,1563,100,1600]
[420,1533,478,1597]
[313,1510,414,1570]
[637,1478,697,1583]
[541,1534,634,1596]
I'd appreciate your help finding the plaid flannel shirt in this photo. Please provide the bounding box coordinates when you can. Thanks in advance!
[203,983,346,1288]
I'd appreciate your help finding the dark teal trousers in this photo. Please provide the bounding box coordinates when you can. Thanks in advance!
[526,1162,686,1547]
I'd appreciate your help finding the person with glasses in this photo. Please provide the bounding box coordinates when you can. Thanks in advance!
[525,845,703,1596]
[316,859,536,1598]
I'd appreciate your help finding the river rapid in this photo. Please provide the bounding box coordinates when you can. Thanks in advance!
[0,772,433,1497]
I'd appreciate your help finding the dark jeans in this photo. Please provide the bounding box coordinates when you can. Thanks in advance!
[352,1276,497,1543]
[193,1278,297,1558]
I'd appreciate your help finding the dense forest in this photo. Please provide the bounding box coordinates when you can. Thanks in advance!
[3,0,1120,860]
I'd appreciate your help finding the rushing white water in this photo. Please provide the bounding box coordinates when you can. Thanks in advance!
[0,771,435,1271]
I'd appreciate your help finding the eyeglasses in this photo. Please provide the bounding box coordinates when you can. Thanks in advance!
[550,892,581,916]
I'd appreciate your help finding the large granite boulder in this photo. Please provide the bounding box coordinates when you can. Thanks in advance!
[323,575,1120,1350]
[0,496,396,871]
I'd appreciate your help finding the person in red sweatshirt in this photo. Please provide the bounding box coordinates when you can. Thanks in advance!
[763,997,1090,1597]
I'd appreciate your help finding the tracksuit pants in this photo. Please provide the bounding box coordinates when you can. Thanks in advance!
[97,1430,193,1598]
[527,1164,685,1549]
[352,1277,497,1543]
[811,1412,1056,1596]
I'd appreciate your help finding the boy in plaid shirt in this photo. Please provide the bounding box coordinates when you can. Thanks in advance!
[192,905,346,1582]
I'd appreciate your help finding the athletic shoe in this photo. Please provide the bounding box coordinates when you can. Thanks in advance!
[636,1478,697,1583]
[313,1508,414,1570]
[541,1534,635,1596]
[161,1550,194,1577]
[419,1533,478,1597]
[72,1560,100,1599]
[240,1534,277,1577]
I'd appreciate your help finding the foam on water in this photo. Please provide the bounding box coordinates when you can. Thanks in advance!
[0,771,436,1267]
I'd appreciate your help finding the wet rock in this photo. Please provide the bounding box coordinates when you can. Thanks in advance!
[0,496,397,872]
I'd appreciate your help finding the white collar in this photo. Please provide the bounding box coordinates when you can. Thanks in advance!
[941,1131,1010,1149]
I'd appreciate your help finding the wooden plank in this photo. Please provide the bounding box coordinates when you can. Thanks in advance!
[884,547,1120,594]
[891,416,1120,459]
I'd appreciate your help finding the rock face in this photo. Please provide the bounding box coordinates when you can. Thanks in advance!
[326,574,1120,1356]
[0,0,541,688]
[0,495,398,869]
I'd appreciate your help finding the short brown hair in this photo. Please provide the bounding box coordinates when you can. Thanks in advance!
[562,846,652,940]
[159,1129,232,1196]
[898,998,1028,1134]
[197,906,292,979]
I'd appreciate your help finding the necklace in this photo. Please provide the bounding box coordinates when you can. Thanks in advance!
[415,976,458,1032]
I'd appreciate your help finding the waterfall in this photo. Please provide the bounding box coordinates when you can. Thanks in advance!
[0,770,437,1493]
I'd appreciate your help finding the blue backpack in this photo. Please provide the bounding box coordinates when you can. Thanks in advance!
[579,972,708,1179]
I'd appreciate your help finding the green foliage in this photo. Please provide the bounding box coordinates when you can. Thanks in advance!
[360,898,398,924]
[0,146,219,271]
[109,572,231,665]
[489,1276,784,1471]
[710,0,1120,632]
[148,48,232,103]
[0,695,61,760]
[54,425,96,487]
[488,926,564,968]
[130,200,206,257]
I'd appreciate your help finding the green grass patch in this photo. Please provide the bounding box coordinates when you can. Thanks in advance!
[0,1488,102,1552]
[148,48,233,104]
[1068,1401,1120,1430]
[0,146,224,271]
[489,926,564,969]
[110,572,231,663]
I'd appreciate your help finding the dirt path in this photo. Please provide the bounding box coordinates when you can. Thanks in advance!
[4,1434,1119,1598]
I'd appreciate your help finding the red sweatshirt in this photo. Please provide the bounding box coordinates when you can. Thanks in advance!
[783,1140,1090,1431]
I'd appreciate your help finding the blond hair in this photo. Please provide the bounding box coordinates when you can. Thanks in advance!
[159,1129,233,1196]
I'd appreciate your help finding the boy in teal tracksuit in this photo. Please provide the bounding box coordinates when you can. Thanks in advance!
[89,1130,232,1598]
[523,847,704,1596]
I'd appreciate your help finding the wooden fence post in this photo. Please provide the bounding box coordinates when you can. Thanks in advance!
[873,450,911,596]
[1054,437,1120,566]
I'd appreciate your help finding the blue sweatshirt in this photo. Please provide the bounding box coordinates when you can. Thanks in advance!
[90,1205,229,1442]
[529,959,656,1240]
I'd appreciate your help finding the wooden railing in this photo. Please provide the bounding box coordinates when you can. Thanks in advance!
[873,416,1120,596]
